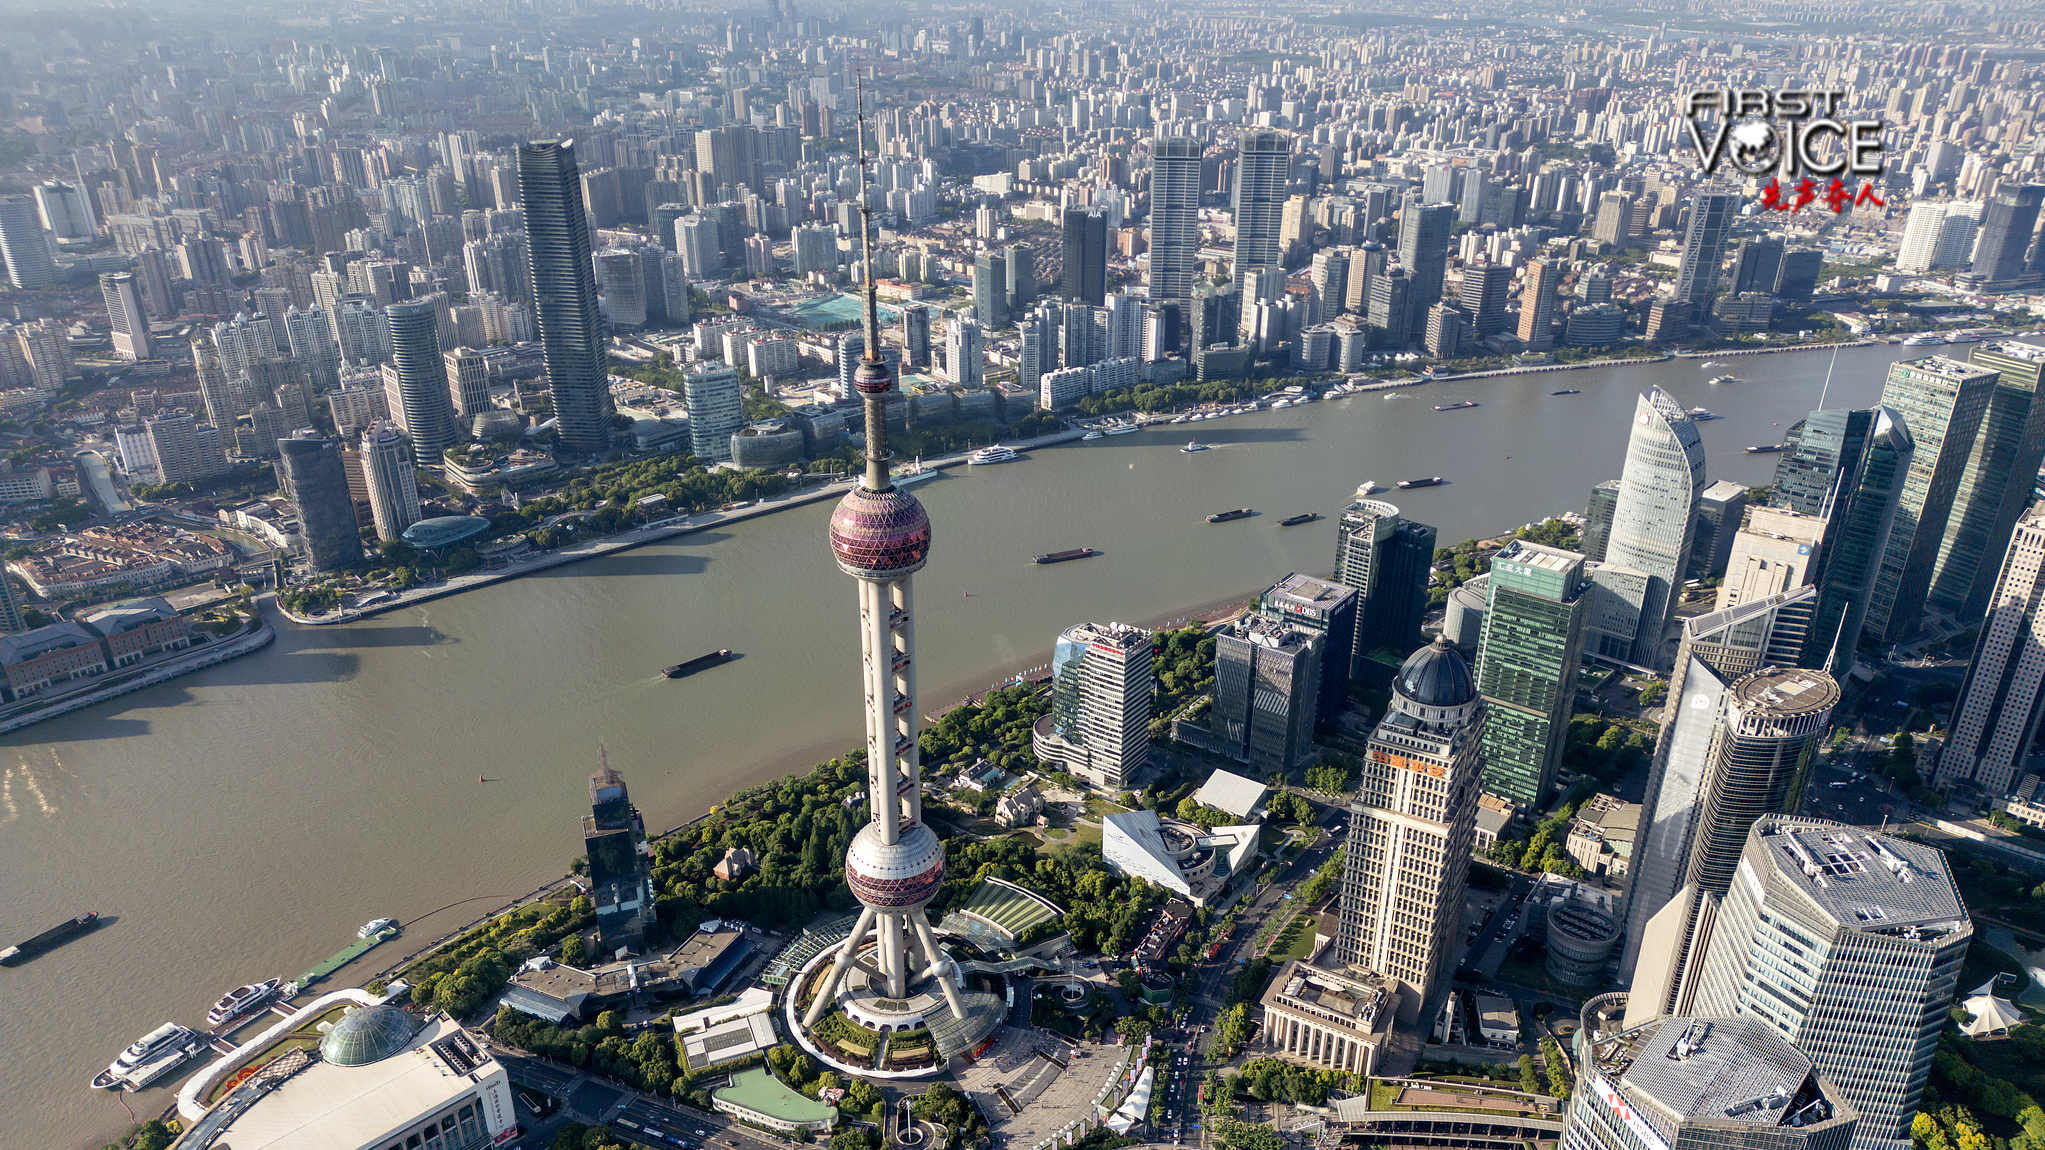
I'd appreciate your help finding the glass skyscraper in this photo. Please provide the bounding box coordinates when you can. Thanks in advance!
[383,298,458,453]
[1333,498,1436,679]
[1147,135,1202,303]
[1231,130,1292,275]
[1474,541,1588,807]
[1928,342,2045,621]
[1866,357,1998,643]
[519,140,616,455]
[1604,387,1707,669]
[1396,194,1454,345]
[1672,191,1736,326]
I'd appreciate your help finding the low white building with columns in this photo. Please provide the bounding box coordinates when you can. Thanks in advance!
[1256,959,1398,1075]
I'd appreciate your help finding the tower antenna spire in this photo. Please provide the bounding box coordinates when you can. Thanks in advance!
[851,73,893,493]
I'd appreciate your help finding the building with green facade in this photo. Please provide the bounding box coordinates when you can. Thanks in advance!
[1474,541,1588,807]
[1866,356,1998,643]
[1929,341,2045,620]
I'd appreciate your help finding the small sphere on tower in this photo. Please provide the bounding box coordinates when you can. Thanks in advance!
[829,485,931,578]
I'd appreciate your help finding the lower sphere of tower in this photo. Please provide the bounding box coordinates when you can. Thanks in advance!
[844,821,945,909]
[829,486,931,578]
[853,359,894,395]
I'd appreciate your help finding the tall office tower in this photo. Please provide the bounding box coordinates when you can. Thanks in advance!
[1005,246,1034,313]
[1628,663,1837,1022]
[1590,191,1633,247]
[800,94,972,1031]
[1516,257,1561,351]
[1475,541,1588,807]
[1691,817,1968,1150]
[1231,130,1291,275]
[1896,202,1950,273]
[99,272,153,360]
[382,299,459,453]
[1190,280,1241,352]
[972,251,1008,329]
[1459,263,1512,336]
[360,420,421,542]
[1936,508,2045,796]
[1307,249,1349,325]
[33,180,93,239]
[1397,195,1454,343]
[583,762,658,957]
[282,306,341,392]
[899,303,931,369]
[1213,617,1322,775]
[789,225,833,277]
[1866,357,1998,643]
[695,126,760,196]
[1105,294,1144,362]
[1605,388,1708,669]
[1257,573,1358,725]
[1716,507,1825,610]
[1672,192,1737,327]
[1148,135,1202,302]
[1929,342,2045,619]
[1582,479,1622,562]
[1061,208,1108,305]
[683,363,742,462]
[444,348,488,421]
[0,194,54,289]
[1970,184,2045,290]
[1367,266,1412,349]
[1619,586,1818,982]
[594,249,646,328]
[1563,1009,1859,1150]
[276,432,363,573]
[946,315,983,388]
[1334,497,1436,675]
[677,215,722,278]
[1729,236,1786,294]
[1335,639,1483,1023]
[1034,621,1154,789]
[1689,480,1749,579]
[519,140,615,455]
[1773,410,1876,516]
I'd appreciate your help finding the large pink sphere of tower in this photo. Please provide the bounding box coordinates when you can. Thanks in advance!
[829,485,931,579]
[844,822,946,909]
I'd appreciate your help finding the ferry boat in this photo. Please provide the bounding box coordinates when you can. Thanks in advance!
[1207,509,1254,523]
[1746,444,1788,454]
[1356,481,1381,497]
[1278,513,1319,527]
[1270,398,1293,409]
[1434,401,1480,411]
[1708,375,1739,386]
[92,1023,201,1091]
[357,917,398,939]
[1170,415,1189,424]
[1902,333,1945,346]
[891,457,938,486]
[1551,389,1580,396]
[1398,477,1447,489]
[1700,361,1720,369]
[1033,548,1098,565]
[967,446,1020,465]
[1181,440,1210,453]
[0,911,99,966]
[1104,422,1140,435]
[1688,408,1722,420]
[663,650,734,678]
[1081,431,1103,441]
[207,978,283,1026]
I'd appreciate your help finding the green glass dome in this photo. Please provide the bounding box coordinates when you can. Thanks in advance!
[319,1005,419,1067]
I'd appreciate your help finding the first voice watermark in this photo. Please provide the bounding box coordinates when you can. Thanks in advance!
[1684,89,1888,214]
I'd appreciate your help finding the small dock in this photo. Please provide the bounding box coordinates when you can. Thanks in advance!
[294,928,396,989]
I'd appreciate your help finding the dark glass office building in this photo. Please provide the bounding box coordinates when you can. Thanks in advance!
[276,432,364,573]
[520,140,617,455]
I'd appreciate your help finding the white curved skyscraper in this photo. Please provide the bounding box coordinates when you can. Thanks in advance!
[1605,386,1707,668]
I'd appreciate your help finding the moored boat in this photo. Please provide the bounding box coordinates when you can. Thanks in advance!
[891,457,938,485]
[357,917,398,939]
[967,445,1020,465]
[663,650,734,678]
[92,1023,199,1091]
[207,978,283,1026]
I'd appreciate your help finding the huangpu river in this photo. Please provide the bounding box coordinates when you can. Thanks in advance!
[1,342,1916,1147]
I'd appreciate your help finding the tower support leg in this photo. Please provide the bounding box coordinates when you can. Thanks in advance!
[802,907,878,1027]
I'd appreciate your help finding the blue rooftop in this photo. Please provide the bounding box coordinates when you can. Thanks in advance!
[401,516,491,549]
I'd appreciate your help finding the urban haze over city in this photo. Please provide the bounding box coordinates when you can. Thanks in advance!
[2,0,2045,1148]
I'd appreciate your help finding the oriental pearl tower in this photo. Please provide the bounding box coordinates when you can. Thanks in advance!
[802,81,968,1030]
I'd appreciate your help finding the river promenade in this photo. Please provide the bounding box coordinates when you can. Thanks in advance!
[0,611,275,735]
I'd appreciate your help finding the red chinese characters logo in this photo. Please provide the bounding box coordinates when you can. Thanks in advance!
[1759,176,1884,214]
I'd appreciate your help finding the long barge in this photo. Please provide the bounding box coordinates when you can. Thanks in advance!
[1207,509,1254,523]
[1033,548,1098,564]
[663,649,734,678]
[0,911,99,967]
